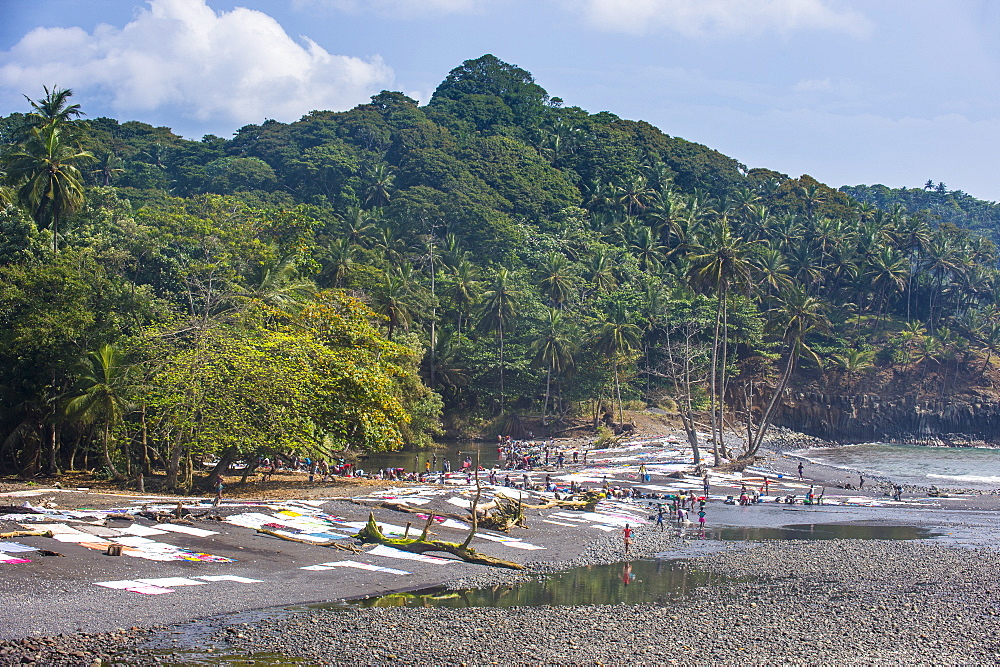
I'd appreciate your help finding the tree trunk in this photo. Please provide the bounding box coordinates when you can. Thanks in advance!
[708,291,723,466]
[101,422,125,482]
[355,513,523,570]
[208,446,238,483]
[166,438,183,490]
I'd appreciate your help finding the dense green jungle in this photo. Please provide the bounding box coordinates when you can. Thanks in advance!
[2,54,999,489]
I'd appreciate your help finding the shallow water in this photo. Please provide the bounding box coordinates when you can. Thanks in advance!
[708,523,935,541]
[335,558,729,609]
[357,441,501,475]
[795,442,1000,489]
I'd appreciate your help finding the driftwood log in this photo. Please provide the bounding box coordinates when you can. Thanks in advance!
[255,528,360,552]
[0,530,53,539]
[354,512,523,570]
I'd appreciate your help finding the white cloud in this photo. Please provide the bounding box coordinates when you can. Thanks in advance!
[571,0,871,38]
[0,0,393,133]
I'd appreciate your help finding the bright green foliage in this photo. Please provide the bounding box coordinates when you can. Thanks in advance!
[4,58,1000,476]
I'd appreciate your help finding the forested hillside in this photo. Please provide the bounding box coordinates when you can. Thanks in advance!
[2,55,999,486]
[842,182,1000,245]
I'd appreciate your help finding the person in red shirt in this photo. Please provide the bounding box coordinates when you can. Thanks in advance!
[623,523,633,556]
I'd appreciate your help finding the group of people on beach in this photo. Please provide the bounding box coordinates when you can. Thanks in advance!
[495,435,588,470]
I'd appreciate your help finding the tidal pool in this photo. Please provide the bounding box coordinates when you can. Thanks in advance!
[334,558,731,609]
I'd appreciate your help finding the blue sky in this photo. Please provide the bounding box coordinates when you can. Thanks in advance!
[2,0,999,200]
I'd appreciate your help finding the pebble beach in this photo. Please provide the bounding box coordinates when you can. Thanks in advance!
[2,428,1000,665]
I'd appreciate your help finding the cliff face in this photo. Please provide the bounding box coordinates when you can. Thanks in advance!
[771,389,1000,443]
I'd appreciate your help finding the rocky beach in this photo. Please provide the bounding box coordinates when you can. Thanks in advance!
[2,428,1000,665]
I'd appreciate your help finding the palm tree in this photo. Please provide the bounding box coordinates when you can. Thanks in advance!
[449,259,480,342]
[363,162,395,208]
[612,174,655,217]
[919,235,966,331]
[745,288,829,457]
[25,85,84,127]
[64,344,134,482]
[244,252,315,312]
[378,269,416,339]
[594,302,642,425]
[2,122,93,253]
[687,218,756,464]
[865,246,908,333]
[322,238,357,288]
[829,348,876,390]
[90,151,125,186]
[752,245,793,302]
[478,269,519,412]
[629,225,667,273]
[538,252,574,308]
[340,205,377,249]
[530,308,576,423]
[586,247,616,295]
[897,321,927,365]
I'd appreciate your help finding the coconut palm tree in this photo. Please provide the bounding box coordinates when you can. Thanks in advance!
[2,122,92,253]
[687,218,756,464]
[64,344,134,482]
[25,85,84,127]
[629,225,667,273]
[745,287,829,457]
[363,162,395,208]
[594,302,642,425]
[865,246,908,333]
[478,269,519,412]
[449,259,480,342]
[90,151,125,186]
[340,205,377,249]
[586,247,616,295]
[829,348,876,390]
[530,308,576,423]
[322,238,358,288]
[538,252,574,308]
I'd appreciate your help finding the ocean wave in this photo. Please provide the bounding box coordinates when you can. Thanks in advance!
[927,473,1000,484]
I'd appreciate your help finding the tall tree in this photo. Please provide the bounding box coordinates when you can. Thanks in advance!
[594,301,642,425]
[478,268,518,413]
[64,344,134,482]
[530,308,575,423]
[687,218,756,464]
[745,288,829,457]
[2,122,92,253]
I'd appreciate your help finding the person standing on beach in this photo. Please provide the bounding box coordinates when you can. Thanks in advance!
[212,473,224,506]
[859,474,865,490]
[702,474,710,496]
[797,462,804,479]
[623,523,633,556]
[762,477,770,496]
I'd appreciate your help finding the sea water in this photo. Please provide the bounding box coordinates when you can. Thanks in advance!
[794,442,1000,490]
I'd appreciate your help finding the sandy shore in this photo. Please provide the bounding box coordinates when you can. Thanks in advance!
[2,429,999,665]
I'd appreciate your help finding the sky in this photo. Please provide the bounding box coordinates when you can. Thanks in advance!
[2,0,999,200]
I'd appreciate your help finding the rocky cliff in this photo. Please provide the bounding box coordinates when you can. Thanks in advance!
[771,387,1000,444]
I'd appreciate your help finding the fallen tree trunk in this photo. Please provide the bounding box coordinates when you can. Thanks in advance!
[0,530,53,539]
[522,492,604,511]
[350,498,474,522]
[256,528,360,552]
[354,513,524,570]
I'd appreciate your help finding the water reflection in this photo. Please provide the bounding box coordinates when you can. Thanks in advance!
[333,558,730,609]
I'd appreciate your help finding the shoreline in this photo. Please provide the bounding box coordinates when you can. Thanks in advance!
[3,426,1000,663]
